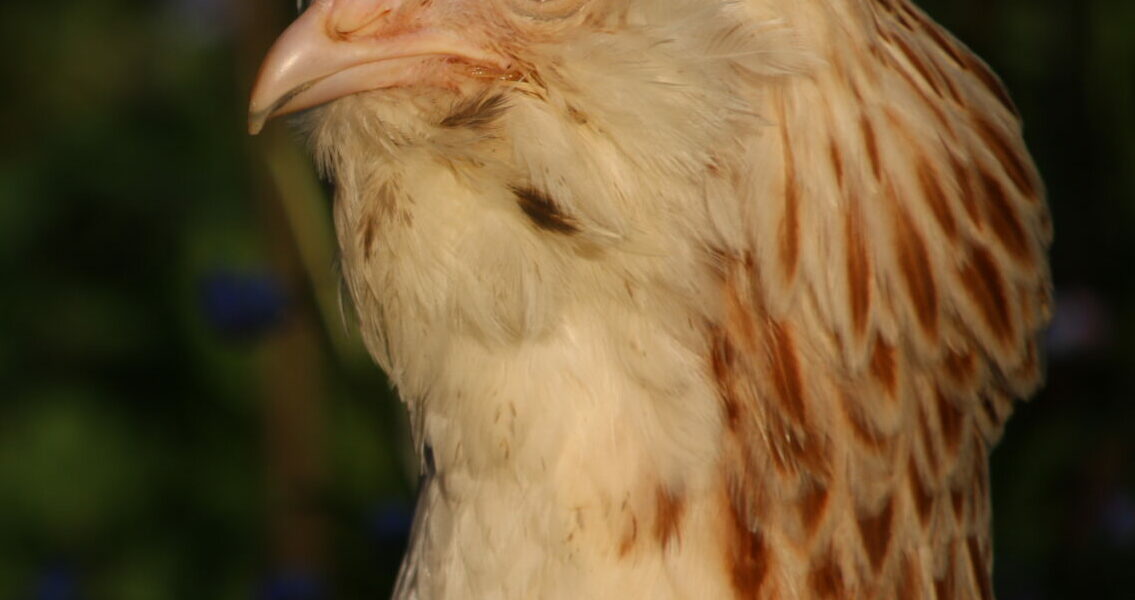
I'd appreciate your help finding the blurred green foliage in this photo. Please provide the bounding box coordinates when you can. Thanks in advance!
[0,0,1132,598]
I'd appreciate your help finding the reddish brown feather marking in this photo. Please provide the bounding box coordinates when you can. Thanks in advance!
[829,138,846,188]
[883,49,953,130]
[785,424,832,478]
[916,11,967,68]
[808,548,846,598]
[907,457,933,527]
[870,338,898,398]
[950,487,966,523]
[856,495,896,572]
[977,169,1033,264]
[891,33,945,99]
[958,244,1014,344]
[963,52,1020,117]
[973,115,1036,198]
[1014,339,1040,384]
[513,186,580,234]
[935,389,964,455]
[654,487,685,549]
[971,432,991,502]
[710,329,742,431]
[799,477,831,536]
[917,157,959,240]
[893,203,940,340]
[948,153,982,226]
[934,544,958,600]
[360,217,377,260]
[943,347,978,387]
[916,404,942,476]
[846,199,872,337]
[895,552,923,600]
[979,395,1001,431]
[861,114,882,180]
[967,536,994,600]
[617,514,638,558]
[726,497,770,595]
[779,125,801,281]
[844,392,887,451]
[768,321,807,426]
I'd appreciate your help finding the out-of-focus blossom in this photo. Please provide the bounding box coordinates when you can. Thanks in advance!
[199,269,288,341]
[1046,287,1112,360]
[259,571,324,600]
[1101,491,1135,548]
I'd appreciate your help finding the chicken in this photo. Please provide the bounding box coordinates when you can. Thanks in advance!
[249,0,1051,598]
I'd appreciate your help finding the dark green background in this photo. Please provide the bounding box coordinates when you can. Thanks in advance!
[1,0,1132,598]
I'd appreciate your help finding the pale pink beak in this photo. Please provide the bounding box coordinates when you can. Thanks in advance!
[248,0,504,134]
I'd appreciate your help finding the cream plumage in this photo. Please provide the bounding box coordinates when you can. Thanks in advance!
[250,0,1051,598]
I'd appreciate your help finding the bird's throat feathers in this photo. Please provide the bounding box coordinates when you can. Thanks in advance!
[301,0,813,389]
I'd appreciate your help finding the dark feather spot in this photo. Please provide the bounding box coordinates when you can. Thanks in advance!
[958,244,1014,344]
[943,347,978,387]
[964,53,1020,117]
[423,442,436,478]
[870,338,898,398]
[967,536,994,600]
[654,487,685,549]
[917,157,958,240]
[360,216,377,260]
[893,203,939,340]
[893,34,944,98]
[727,497,770,595]
[440,93,508,129]
[846,198,872,337]
[934,545,958,600]
[769,322,807,426]
[798,477,831,536]
[856,495,895,572]
[780,128,801,281]
[808,548,845,598]
[895,552,923,600]
[977,169,1032,264]
[829,138,845,188]
[513,186,579,234]
[935,388,963,455]
[907,457,933,527]
[618,515,638,558]
[973,115,1035,197]
[861,114,881,180]
[710,329,742,431]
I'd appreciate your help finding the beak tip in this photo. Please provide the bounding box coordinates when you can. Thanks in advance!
[248,107,269,136]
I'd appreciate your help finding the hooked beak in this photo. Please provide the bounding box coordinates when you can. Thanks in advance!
[248,0,507,134]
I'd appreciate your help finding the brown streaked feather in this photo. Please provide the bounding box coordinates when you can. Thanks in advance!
[892,200,940,340]
[778,123,801,283]
[856,494,896,572]
[725,495,771,595]
[654,487,686,549]
[512,186,580,234]
[846,197,873,338]
[808,548,846,598]
[439,93,508,129]
[707,1,1048,598]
